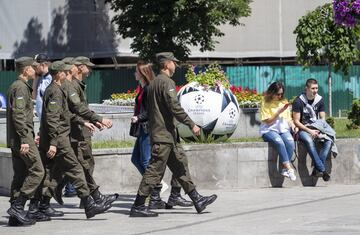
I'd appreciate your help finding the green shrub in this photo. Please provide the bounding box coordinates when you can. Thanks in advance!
[185,63,230,88]
[347,99,360,129]
[326,116,335,128]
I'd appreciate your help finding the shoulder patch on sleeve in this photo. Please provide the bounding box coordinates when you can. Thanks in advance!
[167,89,177,98]
[69,92,80,104]
[15,97,25,109]
[48,100,59,112]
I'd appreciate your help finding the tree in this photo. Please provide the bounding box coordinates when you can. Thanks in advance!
[106,0,251,61]
[293,3,360,116]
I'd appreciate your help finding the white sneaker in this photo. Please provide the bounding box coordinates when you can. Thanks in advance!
[281,169,289,178]
[288,169,297,181]
[160,180,169,195]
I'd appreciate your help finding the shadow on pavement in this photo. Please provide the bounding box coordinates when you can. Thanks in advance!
[52,218,107,221]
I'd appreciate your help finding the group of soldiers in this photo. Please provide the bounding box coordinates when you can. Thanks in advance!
[6,52,218,225]
[6,55,118,226]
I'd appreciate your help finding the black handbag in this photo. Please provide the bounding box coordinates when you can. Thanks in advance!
[129,122,140,137]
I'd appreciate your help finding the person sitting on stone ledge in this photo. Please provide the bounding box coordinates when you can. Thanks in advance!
[260,81,297,181]
[292,78,332,182]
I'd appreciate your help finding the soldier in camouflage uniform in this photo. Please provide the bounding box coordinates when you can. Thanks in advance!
[39,61,108,219]
[55,56,118,208]
[6,57,46,226]
[129,52,217,217]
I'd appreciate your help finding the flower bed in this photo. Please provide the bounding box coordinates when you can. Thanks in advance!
[230,85,262,108]
[104,64,262,109]
[103,87,140,106]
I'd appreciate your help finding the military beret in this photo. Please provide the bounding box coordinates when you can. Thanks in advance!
[62,57,75,65]
[73,56,95,67]
[15,57,39,68]
[34,53,50,63]
[49,61,72,72]
[156,52,179,63]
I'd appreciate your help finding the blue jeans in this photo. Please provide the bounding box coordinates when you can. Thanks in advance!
[298,130,332,172]
[131,127,151,175]
[262,131,295,164]
[64,182,76,195]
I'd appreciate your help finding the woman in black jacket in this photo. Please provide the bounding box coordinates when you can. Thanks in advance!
[130,61,154,174]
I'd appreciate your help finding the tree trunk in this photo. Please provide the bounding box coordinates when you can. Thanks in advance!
[328,63,332,117]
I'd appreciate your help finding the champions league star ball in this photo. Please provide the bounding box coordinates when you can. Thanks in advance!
[177,82,240,142]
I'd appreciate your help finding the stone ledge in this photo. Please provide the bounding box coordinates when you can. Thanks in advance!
[0,108,261,144]
[0,139,359,195]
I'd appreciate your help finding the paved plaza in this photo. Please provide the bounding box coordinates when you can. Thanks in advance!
[1,185,360,235]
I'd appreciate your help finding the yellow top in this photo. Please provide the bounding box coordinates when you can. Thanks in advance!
[260,98,292,122]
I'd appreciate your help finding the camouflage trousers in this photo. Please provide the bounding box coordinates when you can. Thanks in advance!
[138,142,195,197]
[40,141,90,198]
[10,142,45,200]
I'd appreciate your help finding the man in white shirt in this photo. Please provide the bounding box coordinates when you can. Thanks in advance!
[33,54,52,119]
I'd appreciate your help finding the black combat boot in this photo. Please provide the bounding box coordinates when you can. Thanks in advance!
[83,195,108,219]
[7,199,21,226]
[89,189,118,210]
[148,185,166,209]
[166,187,193,209]
[188,189,217,214]
[8,216,21,226]
[7,195,36,225]
[27,199,51,222]
[50,183,64,205]
[39,196,64,217]
[129,194,158,217]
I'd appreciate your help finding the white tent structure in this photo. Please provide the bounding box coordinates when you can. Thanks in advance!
[0,0,331,60]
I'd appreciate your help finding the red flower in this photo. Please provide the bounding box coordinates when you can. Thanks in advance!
[176,85,183,92]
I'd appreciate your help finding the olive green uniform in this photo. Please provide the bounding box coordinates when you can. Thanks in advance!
[6,78,45,200]
[138,73,196,196]
[39,81,90,198]
[64,78,103,192]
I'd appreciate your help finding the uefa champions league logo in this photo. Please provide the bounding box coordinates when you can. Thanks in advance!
[229,108,236,119]
[194,94,205,105]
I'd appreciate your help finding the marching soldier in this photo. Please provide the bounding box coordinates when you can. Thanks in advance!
[54,56,117,208]
[6,57,46,226]
[129,52,217,217]
[39,61,108,219]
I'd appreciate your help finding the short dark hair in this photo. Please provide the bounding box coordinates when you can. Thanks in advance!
[49,70,59,77]
[34,53,50,63]
[15,66,26,74]
[158,60,167,70]
[306,78,318,87]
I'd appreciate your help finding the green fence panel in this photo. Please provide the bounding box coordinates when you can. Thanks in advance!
[226,65,360,115]
[85,69,138,103]
[0,71,17,97]
[1,65,359,115]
